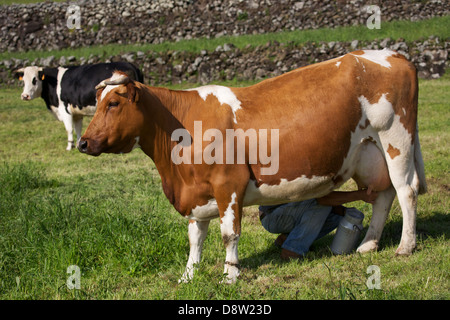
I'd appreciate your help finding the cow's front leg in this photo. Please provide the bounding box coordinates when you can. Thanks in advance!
[73,116,83,146]
[59,105,75,150]
[179,219,210,283]
[219,192,242,284]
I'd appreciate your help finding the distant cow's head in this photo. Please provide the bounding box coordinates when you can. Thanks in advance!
[78,71,143,156]
[15,66,45,101]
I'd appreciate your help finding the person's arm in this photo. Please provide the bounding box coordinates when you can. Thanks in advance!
[316,189,378,207]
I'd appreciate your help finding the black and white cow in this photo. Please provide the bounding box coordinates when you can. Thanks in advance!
[16,62,143,150]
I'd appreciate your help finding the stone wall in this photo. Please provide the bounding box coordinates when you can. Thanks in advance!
[1,37,448,86]
[2,0,448,52]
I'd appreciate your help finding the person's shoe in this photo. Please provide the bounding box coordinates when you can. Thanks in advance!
[281,248,303,261]
[274,233,288,248]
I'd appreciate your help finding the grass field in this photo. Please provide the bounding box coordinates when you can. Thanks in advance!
[0,68,448,300]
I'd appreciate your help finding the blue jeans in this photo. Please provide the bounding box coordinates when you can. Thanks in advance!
[260,199,342,256]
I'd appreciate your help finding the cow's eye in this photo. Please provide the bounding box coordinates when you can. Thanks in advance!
[32,77,37,85]
[108,101,119,109]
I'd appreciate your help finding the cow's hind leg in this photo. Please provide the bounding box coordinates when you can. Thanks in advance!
[179,219,210,283]
[353,141,395,253]
[380,137,420,256]
[359,92,420,255]
[357,185,396,253]
[388,156,420,256]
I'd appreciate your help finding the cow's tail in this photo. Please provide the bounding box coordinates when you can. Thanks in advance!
[414,127,427,195]
[411,64,426,195]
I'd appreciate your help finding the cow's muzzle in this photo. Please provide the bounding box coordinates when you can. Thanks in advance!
[77,139,92,154]
[78,138,102,156]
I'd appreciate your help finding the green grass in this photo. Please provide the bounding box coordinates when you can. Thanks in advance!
[0,70,448,299]
[1,16,449,61]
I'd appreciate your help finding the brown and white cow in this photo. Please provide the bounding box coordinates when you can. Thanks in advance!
[78,49,427,283]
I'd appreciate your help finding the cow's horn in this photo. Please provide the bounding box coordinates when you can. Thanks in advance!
[104,76,130,86]
[95,73,130,90]
[95,81,107,90]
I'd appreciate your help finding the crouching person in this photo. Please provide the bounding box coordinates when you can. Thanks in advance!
[259,190,378,260]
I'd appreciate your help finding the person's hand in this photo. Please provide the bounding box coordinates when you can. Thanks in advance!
[362,187,378,204]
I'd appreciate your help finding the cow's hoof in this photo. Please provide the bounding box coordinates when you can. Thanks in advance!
[178,272,193,284]
[356,240,378,254]
[220,276,238,285]
[178,277,190,284]
[395,246,414,256]
[221,264,239,284]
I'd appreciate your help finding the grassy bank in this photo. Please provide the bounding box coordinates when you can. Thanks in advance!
[0,70,448,299]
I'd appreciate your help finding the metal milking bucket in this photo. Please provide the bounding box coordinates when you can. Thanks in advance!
[330,208,364,255]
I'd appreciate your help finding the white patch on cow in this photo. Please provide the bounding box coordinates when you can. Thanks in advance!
[402,107,406,116]
[56,67,68,108]
[190,198,219,221]
[49,105,62,121]
[221,192,240,284]
[361,95,413,167]
[221,192,237,234]
[243,176,334,206]
[55,67,77,150]
[358,93,394,131]
[351,49,396,69]
[189,85,242,124]
[100,84,119,101]
[335,61,341,68]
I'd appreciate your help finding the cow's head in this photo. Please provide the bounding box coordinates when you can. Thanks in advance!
[78,71,143,156]
[15,66,45,101]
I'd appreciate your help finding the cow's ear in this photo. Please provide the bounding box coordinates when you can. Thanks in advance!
[126,81,139,103]
[95,87,105,103]
[14,68,25,80]
[38,70,45,81]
